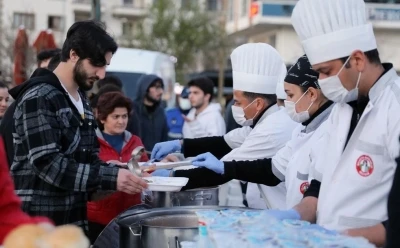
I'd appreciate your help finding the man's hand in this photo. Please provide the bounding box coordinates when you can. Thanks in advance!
[117,169,148,194]
[161,154,180,163]
[192,152,224,174]
[343,224,386,247]
[151,140,182,160]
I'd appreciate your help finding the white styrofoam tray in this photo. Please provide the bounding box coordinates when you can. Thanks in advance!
[144,176,189,192]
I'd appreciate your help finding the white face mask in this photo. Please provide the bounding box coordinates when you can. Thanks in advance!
[318,56,362,103]
[284,90,314,123]
[231,99,259,126]
[179,98,191,110]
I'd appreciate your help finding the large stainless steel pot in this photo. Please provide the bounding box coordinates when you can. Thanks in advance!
[145,187,219,208]
[138,214,198,248]
[114,205,248,248]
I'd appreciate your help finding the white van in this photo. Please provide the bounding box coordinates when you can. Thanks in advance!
[106,48,177,108]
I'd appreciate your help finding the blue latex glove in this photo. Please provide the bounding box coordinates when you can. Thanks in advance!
[304,224,339,236]
[192,152,224,174]
[151,169,172,177]
[263,209,301,221]
[151,140,181,160]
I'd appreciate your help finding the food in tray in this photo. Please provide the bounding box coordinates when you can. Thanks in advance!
[3,224,89,248]
[193,210,375,248]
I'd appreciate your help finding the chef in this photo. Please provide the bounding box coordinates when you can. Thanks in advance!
[261,0,400,246]
[151,43,298,209]
[188,55,334,209]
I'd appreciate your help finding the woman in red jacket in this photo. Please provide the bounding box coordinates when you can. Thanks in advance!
[0,136,52,244]
[87,92,148,243]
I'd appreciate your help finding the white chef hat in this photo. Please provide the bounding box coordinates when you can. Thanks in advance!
[276,64,287,100]
[291,0,377,65]
[231,43,285,95]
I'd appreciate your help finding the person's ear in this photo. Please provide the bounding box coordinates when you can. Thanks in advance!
[205,93,211,103]
[351,50,366,73]
[69,49,79,63]
[308,87,318,102]
[256,98,264,111]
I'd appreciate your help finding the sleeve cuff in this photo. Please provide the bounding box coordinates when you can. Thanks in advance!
[99,165,119,191]
[382,220,388,230]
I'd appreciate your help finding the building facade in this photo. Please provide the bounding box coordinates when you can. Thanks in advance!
[225,0,400,71]
[2,0,152,46]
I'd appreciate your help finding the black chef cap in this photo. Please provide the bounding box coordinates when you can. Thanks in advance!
[285,55,320,89]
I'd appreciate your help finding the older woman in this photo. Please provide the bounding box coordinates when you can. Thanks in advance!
[87,92,148,243]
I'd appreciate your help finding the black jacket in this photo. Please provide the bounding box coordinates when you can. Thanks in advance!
[0,68,54,166]
[133,74,169,152]
[7,68,118,232]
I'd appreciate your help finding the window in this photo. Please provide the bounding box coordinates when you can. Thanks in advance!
[241,0,248,17]
[122,22,135,36]
[74,12,90,22]
[123,0,133,4]
[48,16,64,31]
[207,0,218,11]
[13,13,35,29]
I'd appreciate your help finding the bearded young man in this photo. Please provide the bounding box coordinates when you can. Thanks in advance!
[9,21,148,233]
[182,77,226,139]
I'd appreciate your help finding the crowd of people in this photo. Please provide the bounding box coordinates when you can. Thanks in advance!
[0,0,399,247]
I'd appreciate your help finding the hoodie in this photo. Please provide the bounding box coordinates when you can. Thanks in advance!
[7,68,119,231]
[182,103,226,139]
[0,68,54,165]
[133,74,169,152]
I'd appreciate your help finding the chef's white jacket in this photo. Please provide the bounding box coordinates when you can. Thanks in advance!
[221,105,298,209]
[310,67,400,231]
[182,103,226,139]
[272,103,333,209]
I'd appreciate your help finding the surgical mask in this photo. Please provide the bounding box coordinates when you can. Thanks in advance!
[318,56,362,103]
[231,99,259,126]
[179,98,191,110]
[284,90,314,123]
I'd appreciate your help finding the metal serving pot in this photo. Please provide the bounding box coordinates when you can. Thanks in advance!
[144,187,219,208]
[134,214,198,248]
[114,205,248,248]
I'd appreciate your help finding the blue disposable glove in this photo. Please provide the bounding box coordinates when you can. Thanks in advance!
[151,169,172,177]
[263,209,301,221]
[304,224,339,236]
[192,152,224,174]
[151,140,182,160]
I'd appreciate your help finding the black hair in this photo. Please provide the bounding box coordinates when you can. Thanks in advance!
[340,49,381,68]
[47,52,61,71]
[97,75,123,89]
[37,48,61,65]
[242,92,277,105]
[0,81,8,90]
[90,84,122,108]
[61,20,118,67]
[188,77,215,102]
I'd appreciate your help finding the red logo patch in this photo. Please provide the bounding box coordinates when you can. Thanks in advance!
[300,182,310,194]
[356,155,374,177]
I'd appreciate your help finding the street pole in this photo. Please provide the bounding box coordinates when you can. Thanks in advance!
[217,0,227,109]
[92,0,101,21]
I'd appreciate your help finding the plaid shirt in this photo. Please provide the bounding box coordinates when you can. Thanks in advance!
[11,81,119,232]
